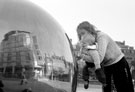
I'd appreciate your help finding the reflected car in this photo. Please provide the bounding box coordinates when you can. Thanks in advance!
[0,0,78,92]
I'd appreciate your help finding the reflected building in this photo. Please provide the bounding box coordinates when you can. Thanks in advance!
[44,53,73,81]
[0,0,78,92]
[0,30,73,81]
[0,30,44,78]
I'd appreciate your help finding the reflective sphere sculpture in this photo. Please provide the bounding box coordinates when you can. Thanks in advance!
[0,0,78,92]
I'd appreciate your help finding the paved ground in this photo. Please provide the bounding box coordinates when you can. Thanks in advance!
[1,79,103,92]
[76,84,102,92]
[2,78,135,92]
[77,88,102,92]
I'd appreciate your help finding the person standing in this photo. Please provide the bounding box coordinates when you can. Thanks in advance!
[76,21,134,92]
[20,68,27,85]
[0,80,4,92]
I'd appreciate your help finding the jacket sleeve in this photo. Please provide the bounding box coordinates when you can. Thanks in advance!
[96,35,108,63]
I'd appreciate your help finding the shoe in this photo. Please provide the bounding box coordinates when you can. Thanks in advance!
[84,80,89,89]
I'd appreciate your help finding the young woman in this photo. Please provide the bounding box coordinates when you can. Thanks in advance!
[76,21,134,92]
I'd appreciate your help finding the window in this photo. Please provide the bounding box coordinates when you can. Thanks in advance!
[35,45,39,49]
[131,50,134,54]
[38,56,42,60]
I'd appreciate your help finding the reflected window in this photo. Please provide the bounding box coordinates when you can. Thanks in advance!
[32,36,38,44]
[38,56,42,60]
[35,44,39,49]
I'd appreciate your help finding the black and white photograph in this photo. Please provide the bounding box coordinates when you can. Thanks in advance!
[0,0,135,92]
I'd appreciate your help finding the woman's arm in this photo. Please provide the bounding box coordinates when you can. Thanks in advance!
[96,35,108,63]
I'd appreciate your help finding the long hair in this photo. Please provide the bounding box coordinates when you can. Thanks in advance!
[77,21,97,40]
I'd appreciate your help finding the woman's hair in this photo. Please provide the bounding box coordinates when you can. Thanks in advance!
[77,21,97,35]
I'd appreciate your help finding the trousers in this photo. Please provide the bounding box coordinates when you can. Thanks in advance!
[103,57,134,92]
[82,62,95,81]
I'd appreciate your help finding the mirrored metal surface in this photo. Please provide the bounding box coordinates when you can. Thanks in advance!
[0,0,77,92]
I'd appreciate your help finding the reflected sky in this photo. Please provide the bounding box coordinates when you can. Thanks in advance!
[0,0,73,62]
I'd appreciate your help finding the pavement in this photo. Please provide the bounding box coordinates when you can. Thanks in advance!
[77,88,102,92]
[1,79,104,92]
[38,78,103,92]
[76,84,102,92]
[2,79,67,92]
[1,76,135,92]
[2,78,135,92]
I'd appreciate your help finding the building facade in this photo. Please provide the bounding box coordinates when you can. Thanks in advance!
[0,30,72,80]
[0,30,44,78]
[116,41,135,67]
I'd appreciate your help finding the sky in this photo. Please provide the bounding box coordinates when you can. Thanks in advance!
[30,0,135,47]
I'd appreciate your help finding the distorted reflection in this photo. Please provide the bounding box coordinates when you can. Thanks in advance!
[0,0,76,92]
[45,53,73,82]
[0,30,73,81]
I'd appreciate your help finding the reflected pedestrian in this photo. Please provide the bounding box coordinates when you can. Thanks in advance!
[20,68,27,85]
[0,80,4,92]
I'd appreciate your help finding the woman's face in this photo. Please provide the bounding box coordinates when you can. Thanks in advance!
[77,29,95,44]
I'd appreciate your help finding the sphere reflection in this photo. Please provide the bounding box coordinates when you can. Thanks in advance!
[0,0,76,92]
